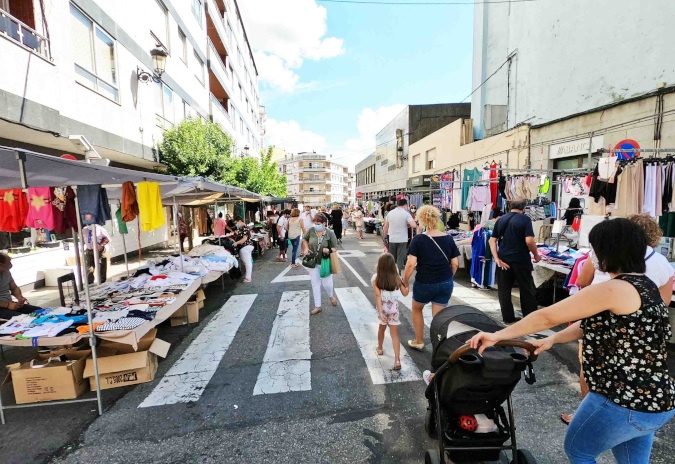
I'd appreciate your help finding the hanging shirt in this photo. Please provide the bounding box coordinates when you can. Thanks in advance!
[489,162,498,208]
[52,186,78,234]
[137,181,165,231]
[461,168,480,210]
[77,185,112,226]
[25,187,56,230]
[0,189,29,233]
[121,181,139,222]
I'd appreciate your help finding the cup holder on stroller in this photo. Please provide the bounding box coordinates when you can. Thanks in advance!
[458,353,482,365]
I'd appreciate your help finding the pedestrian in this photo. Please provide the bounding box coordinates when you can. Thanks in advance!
[556,212,675,425]
[383,198,417,273]
[563,197,583,226]
[82,224,110,284]
[373,253,410,370]
[341,208,349,236]
[470,218,675,464]
[214,212,226,237]
[353,206,365,239]
[206,211,213,236]
[301,212,338,315]
[403,205,460,350]
[287,208,305,268]
[232,216,254,283]
[0,253,43,319]
[330,203,343,243]
[276,209,290,262]
[489,199,541,323]
[177,212,188,253]
[300,205,315,234]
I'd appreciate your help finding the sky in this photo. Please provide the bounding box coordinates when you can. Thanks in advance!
[238,0,475,169]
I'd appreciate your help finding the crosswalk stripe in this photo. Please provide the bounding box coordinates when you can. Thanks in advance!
[399,293,433,327]
[335,287,422,384]
[138,294,257,408]
[253,290,312,395]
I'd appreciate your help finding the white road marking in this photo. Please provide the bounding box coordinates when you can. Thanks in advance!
[335,287,422,384]
[337,250,367,258]
[253,290,312,395]
[271,264,311,283]
[337,253,369,287]
[360,242,382,247]
[138,294,257,408]
[399,293,433,327]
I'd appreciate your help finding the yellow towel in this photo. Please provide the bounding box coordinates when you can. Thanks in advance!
[137,181,165,231]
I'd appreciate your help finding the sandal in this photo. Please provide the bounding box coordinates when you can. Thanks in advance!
[561,413,574,426]
[376,347,383,356]
[310,308,322,315]
[242,278,251,283]
[330,296,338,306]
[407,340,425,351]
[392,361,401,371]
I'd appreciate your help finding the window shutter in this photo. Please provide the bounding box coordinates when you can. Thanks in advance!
[70,5,94,71]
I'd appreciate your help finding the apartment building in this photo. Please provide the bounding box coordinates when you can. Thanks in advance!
[278,152,349,206]
[347,172,356,205]
[0,0,263,169]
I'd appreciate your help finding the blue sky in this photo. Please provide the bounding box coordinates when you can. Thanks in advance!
[240,0,475,168]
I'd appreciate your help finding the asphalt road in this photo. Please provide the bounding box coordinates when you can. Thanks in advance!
[3,231,674,464]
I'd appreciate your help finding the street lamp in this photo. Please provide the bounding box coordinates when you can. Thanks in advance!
[243,145,250,157]
[137,48,168,84]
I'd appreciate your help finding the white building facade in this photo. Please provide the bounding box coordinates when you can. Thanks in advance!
[0,0,264,168]
[471,0,675,139]
[278,152,349,206]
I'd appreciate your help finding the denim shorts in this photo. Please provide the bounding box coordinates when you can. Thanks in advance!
[413,279,454,306]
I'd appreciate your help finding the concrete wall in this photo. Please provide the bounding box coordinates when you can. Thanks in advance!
[472,0,675,139]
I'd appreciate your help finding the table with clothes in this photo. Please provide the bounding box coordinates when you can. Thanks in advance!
[0,271,203,349]
[532,246,584,288]
[446,229,473,269]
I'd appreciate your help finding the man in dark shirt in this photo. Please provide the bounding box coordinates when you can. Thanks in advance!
[0,254,42,320]
[489,200,541,323]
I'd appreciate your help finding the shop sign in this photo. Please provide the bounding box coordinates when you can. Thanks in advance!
[549,136,604,159]
[407,175,431,188]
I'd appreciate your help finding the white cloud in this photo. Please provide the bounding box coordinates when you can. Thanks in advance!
[265,118,328,154]
[239,0,344,92]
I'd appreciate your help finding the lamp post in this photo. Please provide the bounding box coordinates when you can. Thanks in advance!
[137,48,168,84]
[243,145,250,157]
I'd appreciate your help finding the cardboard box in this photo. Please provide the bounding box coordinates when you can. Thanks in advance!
[196,289,206,302]
[198,300,205,310]
[7,351,90,404]
[170,301,199,325]
[83,330,170,391]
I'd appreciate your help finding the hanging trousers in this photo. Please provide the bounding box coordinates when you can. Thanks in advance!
[496,262,538,322]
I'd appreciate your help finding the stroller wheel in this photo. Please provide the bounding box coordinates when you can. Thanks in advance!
[424,449,442,464]
[424,408,437,440]
[511,449,537,464]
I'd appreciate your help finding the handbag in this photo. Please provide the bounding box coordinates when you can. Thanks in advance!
[302,254,317,268]
[329,252,342,274]
[320,257,332,278]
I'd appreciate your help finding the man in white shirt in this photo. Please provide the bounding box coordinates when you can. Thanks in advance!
[82,224,111,283]
[300,205,315,232]
[383,199,417,272]
[276,210,291,261]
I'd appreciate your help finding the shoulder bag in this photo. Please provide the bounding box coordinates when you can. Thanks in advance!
[302,229,325,268]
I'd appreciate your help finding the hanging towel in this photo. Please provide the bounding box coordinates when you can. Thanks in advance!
[25,187,56,230]
[77,185,112,226]
[0,189,29,232]
[137,181,165,231]
[115,208,128,234]
[121,181,139,222]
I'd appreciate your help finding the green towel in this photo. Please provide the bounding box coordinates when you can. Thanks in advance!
[116,208,128,234]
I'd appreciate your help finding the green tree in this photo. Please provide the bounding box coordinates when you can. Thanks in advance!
[158,118,234,183]
[225,147,287,197]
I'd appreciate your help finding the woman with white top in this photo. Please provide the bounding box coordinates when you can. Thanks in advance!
[287,208,305,268]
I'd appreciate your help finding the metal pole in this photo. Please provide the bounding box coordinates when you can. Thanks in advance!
[173,196,184,273]
[72,228,84,291]
[73,187,103,416]
[121,228,130,279]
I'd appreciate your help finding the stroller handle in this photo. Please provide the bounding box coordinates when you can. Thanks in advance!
[449,340,539,363]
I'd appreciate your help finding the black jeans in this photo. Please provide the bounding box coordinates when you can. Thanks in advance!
[496,261,538,322]
[85,250,108,284]
[0,303,41,320]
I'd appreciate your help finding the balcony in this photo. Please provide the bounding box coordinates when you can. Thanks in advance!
[300,178,330,184]
[0,8,50,60]
[207,39,232,95]
[209,93,235,136]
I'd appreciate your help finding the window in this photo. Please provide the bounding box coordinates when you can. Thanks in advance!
[426,148,436,170]
[238,83,243,101]
[150,0,168,50]
[237,46,242,67]
[155,82,174,123]
[183,101,195,120]
[178,28,187,64]
[191,0,202,24]
[70,4,118,101]
[226,22,233,44]
[239,117,244,135]
[412,154,421,173]
[193,51,204,85]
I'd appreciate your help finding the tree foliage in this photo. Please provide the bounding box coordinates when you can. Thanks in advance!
[158,120,287,196]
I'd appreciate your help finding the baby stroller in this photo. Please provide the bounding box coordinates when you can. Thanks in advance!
[424,306,538,464]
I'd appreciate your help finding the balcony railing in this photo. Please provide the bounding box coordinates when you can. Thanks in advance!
[0,9,50,60]
[208,38,231,89]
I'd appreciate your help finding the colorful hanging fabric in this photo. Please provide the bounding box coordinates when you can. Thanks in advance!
[121,181,139,222]
[51,186,78,234]
[0,189,29,232]
[25,187,56,230]
[137,181,165,231]
[115,208,128,234]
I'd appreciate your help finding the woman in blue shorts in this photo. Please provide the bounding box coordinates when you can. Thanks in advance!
[403,205,460,350]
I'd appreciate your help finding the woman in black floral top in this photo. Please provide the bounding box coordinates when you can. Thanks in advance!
[469,219,674,463]
[232,216,254,283]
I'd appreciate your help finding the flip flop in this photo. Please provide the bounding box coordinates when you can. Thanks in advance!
[561,413,574,426]
[330,296,338,306]
[392,362,401,371]
[376,348,383,356]
[407,340,425,351]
